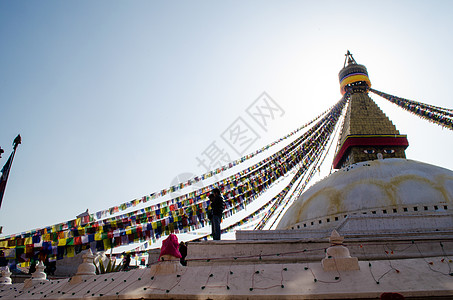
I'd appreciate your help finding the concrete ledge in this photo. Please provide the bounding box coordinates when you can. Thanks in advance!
[186,238,453,266]
[2,257,453,299]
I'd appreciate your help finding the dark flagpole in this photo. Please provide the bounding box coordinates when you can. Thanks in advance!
[0,134,21,210]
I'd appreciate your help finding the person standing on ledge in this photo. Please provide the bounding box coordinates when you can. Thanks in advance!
[209,188,225,240]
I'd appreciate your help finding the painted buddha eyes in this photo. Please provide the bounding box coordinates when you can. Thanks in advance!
[363,149,395,154]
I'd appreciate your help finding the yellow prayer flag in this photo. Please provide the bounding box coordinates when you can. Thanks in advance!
[67,246,75,257]
[94,232,102,241]
[103,239,111,250]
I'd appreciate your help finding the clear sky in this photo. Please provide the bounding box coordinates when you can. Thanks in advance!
[1,1,452,237]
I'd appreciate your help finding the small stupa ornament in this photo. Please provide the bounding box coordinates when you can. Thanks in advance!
[339,50,371,95]
[70,249,96,284]
[321,230,359,271]
[23,261,48,288]
[0,266,12,285]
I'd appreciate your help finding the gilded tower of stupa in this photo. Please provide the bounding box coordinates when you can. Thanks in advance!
[333,51,409,169]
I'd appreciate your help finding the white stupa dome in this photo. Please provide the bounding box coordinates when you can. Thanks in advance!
[277,158,453,230]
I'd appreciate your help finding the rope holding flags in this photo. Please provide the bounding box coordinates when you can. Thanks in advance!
[0,94,354,265]
[255,94,348,229]
[370,88,453,130]
[0,97,338,242]
[86,104,334,223]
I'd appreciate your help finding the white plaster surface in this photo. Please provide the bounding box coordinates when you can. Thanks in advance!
[277,158,453,230]
[0,256,452,299]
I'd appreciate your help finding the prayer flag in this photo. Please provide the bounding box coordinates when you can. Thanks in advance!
[0,145,17,209]
[94,232,102,241]
[103,238,111,250]
[67,246,75,257]
[4,248,16,259]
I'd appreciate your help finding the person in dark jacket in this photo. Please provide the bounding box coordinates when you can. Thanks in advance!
[179,241,187,266]
[28,261,36,274]
[122,253,131,270]
[209,188,225,240]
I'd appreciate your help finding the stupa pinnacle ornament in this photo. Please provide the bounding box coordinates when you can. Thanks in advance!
[333,51,409,169]
[339,50,371,95]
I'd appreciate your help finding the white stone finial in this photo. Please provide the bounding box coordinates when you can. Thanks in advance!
[329,229,344,244]
[32,261,47,280]
[76,249,96,276]
[322,230,359,272]
[23,261,48,288]
[0,266,12,285]
[70,249,96,285]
